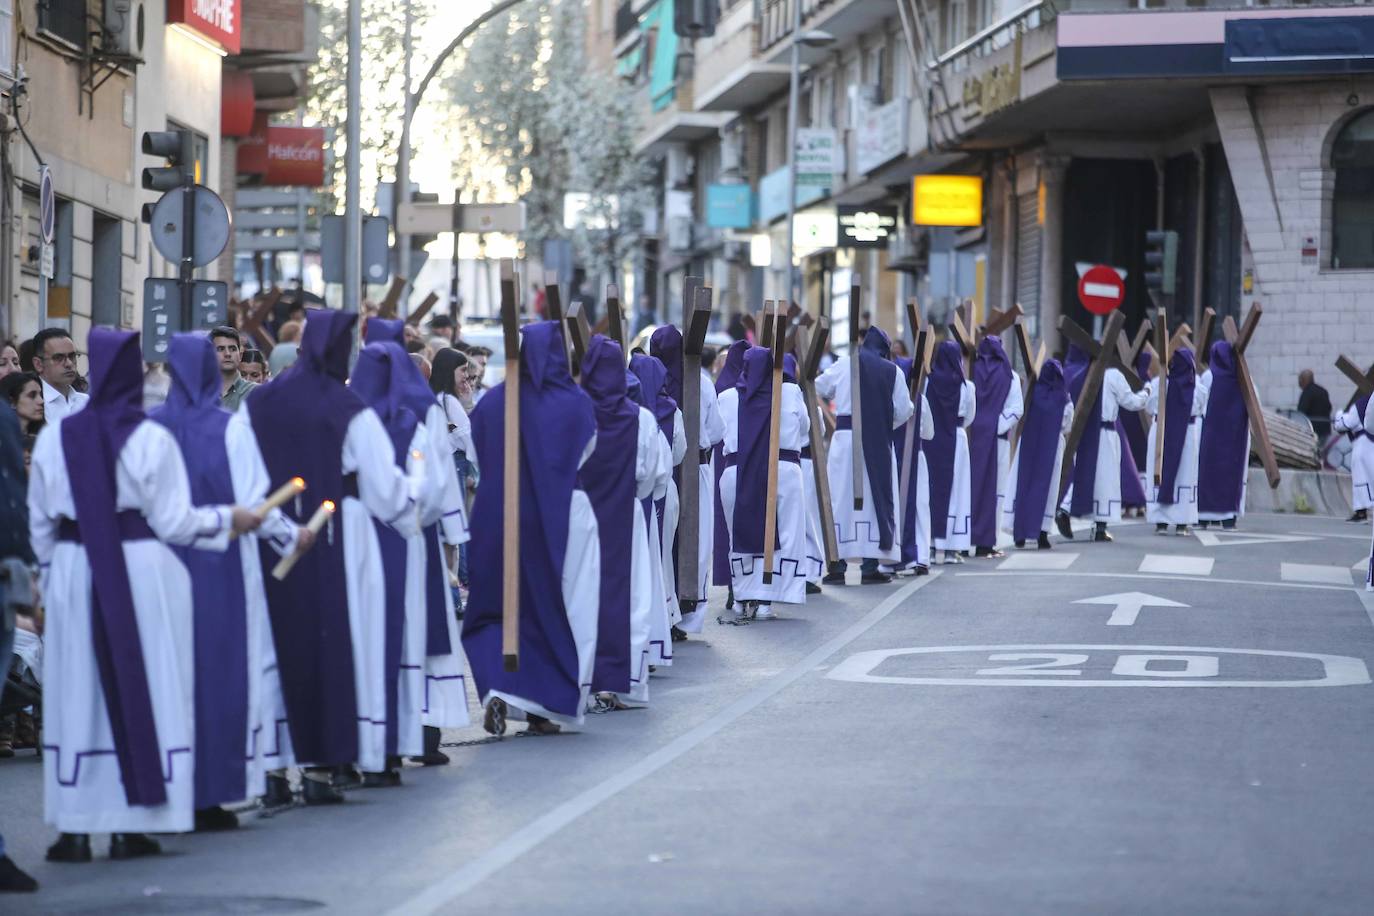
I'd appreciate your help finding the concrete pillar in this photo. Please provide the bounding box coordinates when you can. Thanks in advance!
[1037,154,1071,350]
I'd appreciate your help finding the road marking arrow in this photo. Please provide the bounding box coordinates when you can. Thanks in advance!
[1193,530,1317,548]
[1072,592,1189,627]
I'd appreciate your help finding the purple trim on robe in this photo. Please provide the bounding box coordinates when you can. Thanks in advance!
[857,327,898,550]
[150,334,249,808]
[969,336,1013,546]
[732,347,779,554]
[579,336,640,695]
[712,341,749,585]
[925,340,966,541]
[247,309,364,766]
[1013,359,1069,542]
[1064,344,1101,518]
[1198,341,1249,515]
[1156,347,1196,504]
[1118,420,1148,509]
[60,327,166,806]
[892,357,922,567]
[462,322,597,719]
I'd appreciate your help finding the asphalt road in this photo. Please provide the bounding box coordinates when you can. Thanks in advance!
[4,511,1374,915]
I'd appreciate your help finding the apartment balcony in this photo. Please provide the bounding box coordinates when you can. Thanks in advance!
[757,0,895,65]
[693,0,790,112]
[634,78,734,156]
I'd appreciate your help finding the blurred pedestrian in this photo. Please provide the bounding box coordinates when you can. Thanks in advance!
[0,341,20,382]
[2,371,44,437]
[30,327,87,423]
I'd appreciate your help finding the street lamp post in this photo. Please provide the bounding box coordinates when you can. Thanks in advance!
[343,0,363,311]
[781,12,835,313]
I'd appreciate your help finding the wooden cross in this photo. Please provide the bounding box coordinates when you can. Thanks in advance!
[849,276,865,511]
[795,317,840,565]
[677,280,712,610]
[403,292,440,329]
[758,302,776,350]
[377,276,406,320]
[981,303,1023,339]
[565,299,593,375]
[1194,308,1216,371]
[543,270,576,364]
[948,302,977,375]
[1056,310,1129,501]
[762,297,785,585]
[781,301,813,355]
[1008,320,1046,461]
[239,288,282,354]
[604,284,626,357]
[498,260,522,672]
[1222,304,1281,489]
[898,300,935,528]
[1120,319,1152,379]
[1336,355,1374,406]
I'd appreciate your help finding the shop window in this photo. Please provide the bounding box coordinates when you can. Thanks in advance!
[92,213,122,327]
[39,0,87,50]
[1331,109,1374,270]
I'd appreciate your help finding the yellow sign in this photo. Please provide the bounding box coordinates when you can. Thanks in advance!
[913,175,983,228]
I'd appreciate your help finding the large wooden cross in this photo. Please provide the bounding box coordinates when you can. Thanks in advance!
[1336,355,1374,408]
[498,260,522,672]
[762,297,786,584]
[898,301,935,528]
[1194,307,1216,371]
[238,288,282,354]
[795,317,840,565]
[677,280,712,610]
[403,292,440,329]
[1221,303,1281,489]
[565,298,593,375]
[377,276,407,320]
[1056,310,1132,501]
[604,284,626,357]
[849,276,864,511]
[1009,320,1046,461]
[948,302,977,375]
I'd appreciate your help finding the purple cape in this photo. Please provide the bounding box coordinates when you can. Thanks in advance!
[969,336,1014,546]
[857,327,898,550]
[1198,341,1249,514]
[1012,358,1069,542]
[630,354,676,448]
[712,340,749,585]
[61,328,165,806]
[892,357,922,567]
[1157,347,1196,504]
[925,339,966,541]
[1120,348,1151,469]
[247,309,365,766]
[732,346,778,554]
[650,325,685,406]
[1064,344,1101,518]
[462,322,597,718]
[150,334,249,808]
[350,343,419,756]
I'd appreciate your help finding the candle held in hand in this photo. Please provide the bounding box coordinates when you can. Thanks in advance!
[271,499,336,581]
[233,477,307,540]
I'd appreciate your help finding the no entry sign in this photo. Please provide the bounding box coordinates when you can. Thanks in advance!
[1077,263,1126,315]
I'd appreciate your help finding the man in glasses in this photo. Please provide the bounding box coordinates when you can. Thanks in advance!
[211,327,257,412]
[30,327,88,424]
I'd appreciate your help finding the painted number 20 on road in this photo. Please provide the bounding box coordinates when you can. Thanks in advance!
[825,645,1370,688]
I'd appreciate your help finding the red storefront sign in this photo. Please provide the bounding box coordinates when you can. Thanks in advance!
[168,0,242,55]
[265,127,325,187]
[221,70,255,138]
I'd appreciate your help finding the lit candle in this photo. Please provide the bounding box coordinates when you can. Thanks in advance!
[271,499,336,581]
[232,476,306,540]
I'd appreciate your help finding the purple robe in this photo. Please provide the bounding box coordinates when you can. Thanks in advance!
[969,336,1014,546]
[1064,344,1101,518]
[1012,359,1070,542]
[61,328,164,806]
[630,354,676,451]
[732,347,778,554]
[149,334,249,809]
[712,340,748,585]
[579,336,640,695]
[1157,348,1196,504]
[462,322,597,719]
[364,318,450,656]
[247,309,365,767]
[1120,349,1151,469]
[892,357,922,567]
[925,340,966,542]
[349,343,420,757]
[1198,341,1249,515]
[1118,420,1148,509]
[857,327,898,550]
[650,325,685,406]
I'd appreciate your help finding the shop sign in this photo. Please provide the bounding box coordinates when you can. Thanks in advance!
[705,184,753,229]
[855,98,909,175]
[913,174,983,228]
[264,127,325,187]
[961,37,1022,117]
[795,128,841,188]
[759,166,826,223]
[793,207,838,258]
[168,0,242,54]
[838,205,898,249]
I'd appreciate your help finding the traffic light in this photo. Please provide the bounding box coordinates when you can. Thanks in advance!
[1144,229,1179,295]
[141,129,196,192]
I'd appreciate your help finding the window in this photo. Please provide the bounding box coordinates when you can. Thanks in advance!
[1331,109,1374,269]
[0,0,14,77]
[39,0,87,50]
[92,214,123,327]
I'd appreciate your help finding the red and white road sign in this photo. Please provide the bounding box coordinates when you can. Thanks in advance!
[1076,263,1126,315]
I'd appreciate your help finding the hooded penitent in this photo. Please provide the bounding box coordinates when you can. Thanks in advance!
[1156,347,1197,504]
[1197,341,1250,515]
[150,333,249,808]
[1063,344,1100,517]
[925,339,966,542]
[579,335,641,695]
[892,356,921,567]
[247,308,366,766]
[461,322,597,717]
[970,336,1014,545]
[732,346,778,554]
[856,326,898,550]
[712,340,749,585]
[1012,358,1070,542]
[62,327,164,805]
[650,325,685,406]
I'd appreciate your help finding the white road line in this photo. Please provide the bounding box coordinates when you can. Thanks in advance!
[1289,530,1373,541]
[998,552,1080,571]
[386,572,942,915]
[1139,554,1215,576]
[956,570,1354,592]
[1280,562,1357,586]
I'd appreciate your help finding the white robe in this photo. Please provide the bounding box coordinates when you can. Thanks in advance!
[652,410,686,663]
[643,423,675,668]
[717,383,812,605]
[679,371,726,632]
[929,379,977,552]
[1145,377,1208,527]
[815,356,915,563]
[1002,402,1074,539]
[800,401,827,583]
[31,418,232,834]
[887,394,936,571]
[1197,368,1252,523]
[985,375,1025,545]
[1335,401,1373,511]
[1063,368,1151,522]
[617,408,669,703]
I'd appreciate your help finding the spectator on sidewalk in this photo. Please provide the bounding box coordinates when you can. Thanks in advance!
[1297,369,1333,440]
[211,327,256,412]
[30,328,88,424]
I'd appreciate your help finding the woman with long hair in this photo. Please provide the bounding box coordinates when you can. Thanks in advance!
[430,348,476,603]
